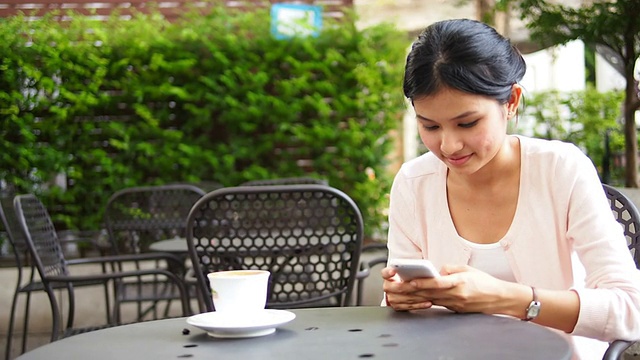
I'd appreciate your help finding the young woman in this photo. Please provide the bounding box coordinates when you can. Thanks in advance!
[381,18,640,359]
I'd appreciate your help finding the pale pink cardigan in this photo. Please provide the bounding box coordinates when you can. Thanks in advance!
[385,135,640,359]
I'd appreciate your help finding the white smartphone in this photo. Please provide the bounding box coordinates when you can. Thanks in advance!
[389,258,440,281]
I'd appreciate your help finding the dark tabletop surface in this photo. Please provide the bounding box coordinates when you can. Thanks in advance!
[148,237,188,253]
[17,306,572,360]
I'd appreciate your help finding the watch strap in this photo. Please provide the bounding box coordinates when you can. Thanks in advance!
[523,286,541,321]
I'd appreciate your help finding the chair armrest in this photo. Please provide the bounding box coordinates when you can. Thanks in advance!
[47,268,185,285]
[356,242,388,281]
[602,340,634,360]
[356,255,388,279]
[356,267,371,280]
[66,252,185,269]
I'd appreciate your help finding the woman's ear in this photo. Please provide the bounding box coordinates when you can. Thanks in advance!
[507,84,522,115]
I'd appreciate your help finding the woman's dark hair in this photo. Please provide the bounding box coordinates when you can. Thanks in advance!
[403,19,526,104]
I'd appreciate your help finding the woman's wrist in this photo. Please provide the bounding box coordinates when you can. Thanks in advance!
[495,282,533,319]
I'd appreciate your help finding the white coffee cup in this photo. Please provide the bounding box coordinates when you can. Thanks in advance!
[207,270,270,313]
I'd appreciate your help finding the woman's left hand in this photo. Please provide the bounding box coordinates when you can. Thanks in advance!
[411,264,512,314]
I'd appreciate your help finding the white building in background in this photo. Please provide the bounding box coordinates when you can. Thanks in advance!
[595,53,626,92]
[521,38,630,95]
[516,40,586,137]
[521,40,586,93]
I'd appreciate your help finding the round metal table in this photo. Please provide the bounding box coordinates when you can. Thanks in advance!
[149,237,187,253]
[17,306,572,360]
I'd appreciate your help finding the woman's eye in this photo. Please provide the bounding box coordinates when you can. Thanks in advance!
[422,125,439,131]
[459,120,479,128]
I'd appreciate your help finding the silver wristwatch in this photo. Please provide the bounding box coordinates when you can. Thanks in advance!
[524,286,541,321]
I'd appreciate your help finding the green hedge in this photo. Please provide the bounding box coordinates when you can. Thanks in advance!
[0,6,408,239]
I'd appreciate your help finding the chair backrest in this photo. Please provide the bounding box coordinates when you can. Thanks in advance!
[602,184,640,268]
[240,177,329,186]
[0,194,30,268]
[104,184,206,254]
[186,184,364,311]
[13,194,68,278]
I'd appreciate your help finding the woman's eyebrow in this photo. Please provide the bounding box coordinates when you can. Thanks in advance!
[416,111,479,122]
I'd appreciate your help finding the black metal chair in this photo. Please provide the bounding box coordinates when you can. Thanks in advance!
[601,184,640,360]
[240,177,329,186]
[103,184,207,321]
[13,193,189,342]
[186,184,364,312]
[603,184,640,267]
[1,194,113,359]
[1,193,35,359]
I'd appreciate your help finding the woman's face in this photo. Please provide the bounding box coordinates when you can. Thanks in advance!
[413,86,517,176]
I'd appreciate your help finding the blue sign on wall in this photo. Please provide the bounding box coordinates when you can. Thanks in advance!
[270,3,323,40]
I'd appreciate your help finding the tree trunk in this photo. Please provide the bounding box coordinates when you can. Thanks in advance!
[476,0,496,24]
[493,1,511,36]
[621,19,640,188]
[623,67,639,188]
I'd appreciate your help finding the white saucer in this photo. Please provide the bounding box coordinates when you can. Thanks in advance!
[186,309,296,338]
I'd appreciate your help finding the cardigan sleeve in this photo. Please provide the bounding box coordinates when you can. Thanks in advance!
[561,146,640,341]
[386,169,424,260]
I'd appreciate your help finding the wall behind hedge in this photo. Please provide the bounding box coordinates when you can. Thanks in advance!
[0,5,408,238]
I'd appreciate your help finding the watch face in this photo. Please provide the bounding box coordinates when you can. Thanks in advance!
[527,301,541,319]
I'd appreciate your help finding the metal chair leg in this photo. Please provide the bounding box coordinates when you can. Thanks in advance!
[113,288,122,325]
[65,285,76,331]
[44,287,61,342]
[5,289,20,360]
[21,291,33,353]
[103,282,112,324]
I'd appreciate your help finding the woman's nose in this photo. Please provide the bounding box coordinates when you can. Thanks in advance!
[440,131,463,155]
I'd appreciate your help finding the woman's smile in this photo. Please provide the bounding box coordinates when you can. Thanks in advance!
[445,154,473,166]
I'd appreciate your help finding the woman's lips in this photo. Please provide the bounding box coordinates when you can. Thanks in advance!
[446,154,472,166]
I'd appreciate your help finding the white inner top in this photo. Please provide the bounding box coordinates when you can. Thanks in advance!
[460,239,517,282]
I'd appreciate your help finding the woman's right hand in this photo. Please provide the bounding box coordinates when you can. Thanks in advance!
[381,266,436,311]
